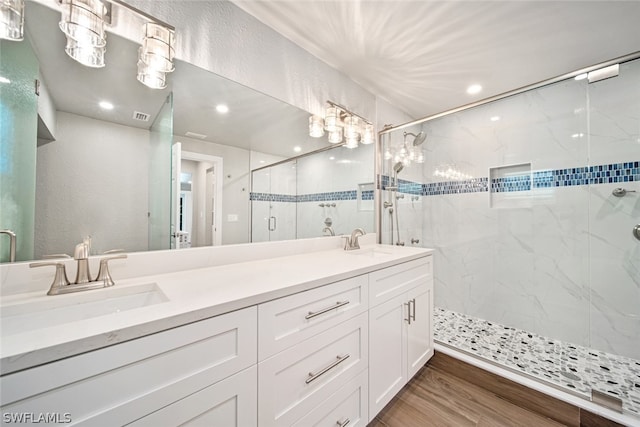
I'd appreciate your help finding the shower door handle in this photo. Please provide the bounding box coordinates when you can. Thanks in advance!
[268,216,277,231]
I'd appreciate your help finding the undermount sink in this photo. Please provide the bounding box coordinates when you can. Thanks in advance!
[1,283,168,336]
[346,247,394,257]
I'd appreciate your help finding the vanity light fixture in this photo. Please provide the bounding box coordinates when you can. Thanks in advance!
[137,22,175,89]
[0,0,24,41]
[59,0,108,67]
[362,123,375,144]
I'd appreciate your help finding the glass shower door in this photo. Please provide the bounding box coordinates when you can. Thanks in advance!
[148,93,173,251]
[586,58,640,414]
[251,160,297,242]
[0,38,38,262]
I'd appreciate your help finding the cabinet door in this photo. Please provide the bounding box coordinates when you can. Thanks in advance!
[406,282,434,379]
[129,365,257,427]
[368,293,407,420]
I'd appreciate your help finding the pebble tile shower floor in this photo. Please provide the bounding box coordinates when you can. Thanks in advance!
[434,307,640,418]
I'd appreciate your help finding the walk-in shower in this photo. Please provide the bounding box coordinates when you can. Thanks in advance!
[377,52,640,423]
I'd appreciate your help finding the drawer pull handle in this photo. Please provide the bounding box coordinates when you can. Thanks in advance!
[306,354,350,384]
[305,300,350,320]
[337,418,350,427]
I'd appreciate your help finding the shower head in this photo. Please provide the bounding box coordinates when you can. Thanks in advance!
[393,161,404,174]
[404,131,427,146]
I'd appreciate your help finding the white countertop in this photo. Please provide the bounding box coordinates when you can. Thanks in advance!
[1,243,432,375]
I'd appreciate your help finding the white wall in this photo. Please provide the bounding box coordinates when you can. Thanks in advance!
[35,112,150,257]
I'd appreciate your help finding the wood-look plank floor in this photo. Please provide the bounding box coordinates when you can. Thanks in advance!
[368,362,567,427]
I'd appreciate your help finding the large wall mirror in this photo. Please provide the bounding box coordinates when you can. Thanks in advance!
[0,0,374,263]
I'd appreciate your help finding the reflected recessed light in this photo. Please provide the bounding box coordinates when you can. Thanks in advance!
[0,76,10,84]
[574,73,588,81]
[293,146,302,153]
[216,104,229,114]
[572,133,585,138]
[490,116,500,122]
[99,101,114,110]
[466,84,482,95]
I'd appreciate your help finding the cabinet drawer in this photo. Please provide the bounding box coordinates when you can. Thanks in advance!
[129,365,257,427]
[369,256,432,308]
[258,275,368,360]
[292,369,368,427]
[258,312,368,427]
[0,307,257,426]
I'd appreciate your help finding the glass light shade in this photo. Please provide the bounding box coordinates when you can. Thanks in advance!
[345,135,359,149]
[308,115,325,137]
[328,129,343,144]
[139,22,175,73]
[59,0,107,48]
[344,116,361,139]
[64,37,105,67]
[137,60,167,89]
[0,0,24,41]
[361,123,375,144]
[324,106,343,132]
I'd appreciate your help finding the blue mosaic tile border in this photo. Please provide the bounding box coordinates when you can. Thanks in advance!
[298,190,357,202]
[250,190,365,203]
[491,175,532,193]
[249,192,296,202]
[378,161,639,198]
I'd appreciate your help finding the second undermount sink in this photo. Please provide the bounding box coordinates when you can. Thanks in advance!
[1,283,168,336]
[346,247,394,257]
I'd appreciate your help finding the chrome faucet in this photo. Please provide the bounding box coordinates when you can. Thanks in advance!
[323,226,335,236]
[0,229,17,262]
[343,228,366,250]
[30,242,127,295]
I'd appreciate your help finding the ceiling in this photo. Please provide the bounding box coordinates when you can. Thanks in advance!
[233,1,640,122]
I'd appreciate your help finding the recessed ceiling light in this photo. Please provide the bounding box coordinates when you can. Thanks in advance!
[490,116,500,122]
[574,73,588,81]
[99,101,114,110]
[329,156,335,160]
[0,76,10,84]
[259,160,265,164]
[572,133,584,138]
[293,146,302,153]
[466,84,482,95]
[216,104,229,114]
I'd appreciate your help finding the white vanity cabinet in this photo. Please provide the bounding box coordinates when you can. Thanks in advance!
[0,307,257,426]
[368,257,434,419]
[257,275,369,427]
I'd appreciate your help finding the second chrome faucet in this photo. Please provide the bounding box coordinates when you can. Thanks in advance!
[30,241,127,296]
[343,228,366,250]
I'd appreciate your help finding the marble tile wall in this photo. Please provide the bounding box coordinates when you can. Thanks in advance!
[382,57,640,361]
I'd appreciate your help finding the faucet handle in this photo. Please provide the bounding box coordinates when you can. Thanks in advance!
[95,254,127,287]
[30,262,71,295]
[341,236,351,250]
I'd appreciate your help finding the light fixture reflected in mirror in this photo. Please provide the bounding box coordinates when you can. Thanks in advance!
[1,0,24,41]
[59,0,107,67]
[309,115,324,137]
[309,101,373,149]
[64,36,105,67]
[137,22,175,89]
[136,59,167,89]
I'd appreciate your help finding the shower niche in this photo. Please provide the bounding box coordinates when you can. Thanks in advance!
[488,162,532,208]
